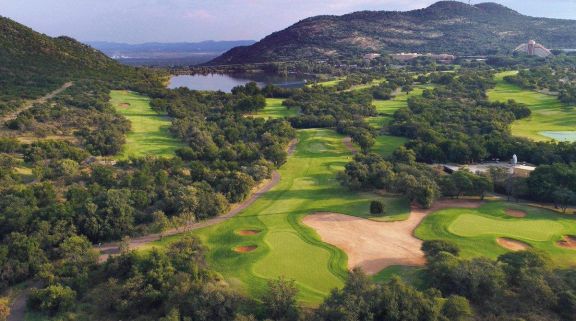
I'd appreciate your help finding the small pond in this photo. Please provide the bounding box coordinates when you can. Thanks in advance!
[168,72,310,92]
[539,131,576,142]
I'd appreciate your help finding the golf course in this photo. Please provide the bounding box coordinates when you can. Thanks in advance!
[150,128,410,305]
[415,201,576,266]
[110,90,184,159]
[488,71,576,141]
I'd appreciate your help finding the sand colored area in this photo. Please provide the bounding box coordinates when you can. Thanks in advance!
[234,245,257,253]
[237,230,261,236]
[497,237,530,251]
[505,209,527,218]
[303,200,482,275]
[118,103,131,108]
[557,235,576,249]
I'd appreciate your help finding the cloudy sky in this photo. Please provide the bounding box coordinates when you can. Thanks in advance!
[2,0,575,43]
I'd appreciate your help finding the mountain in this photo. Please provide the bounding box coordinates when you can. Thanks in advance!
[209,1,576,65]
[0,16,128,102]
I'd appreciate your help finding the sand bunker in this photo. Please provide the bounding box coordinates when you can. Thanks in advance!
[505,209,527,218]
[118,103,131,108]
[233,245,257,253]
[303,200,482,275]
[237,230,261,236]
[557,235,576,249]
[497,237,530,251]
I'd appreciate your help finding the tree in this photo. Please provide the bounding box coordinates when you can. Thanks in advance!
[370,200,384,215]
[552,188,576,213]
[0,298,9,321]
[441,295,472,321]
[263,277,299,321]
[152,210,170,237]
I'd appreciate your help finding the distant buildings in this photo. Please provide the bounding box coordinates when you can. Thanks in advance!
[390,52,456,63]
[513,40,552,58]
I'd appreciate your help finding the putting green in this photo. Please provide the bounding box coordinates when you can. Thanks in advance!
[449,213,563,241]
[488,71,576,141]
[150,129,409,305]
[110,90,184,159]
[252,98,298,119]
[415,202,576,267]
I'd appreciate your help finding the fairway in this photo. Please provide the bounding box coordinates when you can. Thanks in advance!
[252,98,298,119]
[111,90,184,159]
[488,71,576,141]
[150,129,409,305]
[415,202,576,267]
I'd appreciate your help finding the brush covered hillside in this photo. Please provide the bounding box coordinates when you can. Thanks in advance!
[0,16,144,107]
[210,1,576,64]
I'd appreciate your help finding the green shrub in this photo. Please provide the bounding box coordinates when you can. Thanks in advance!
[370,200,384,215]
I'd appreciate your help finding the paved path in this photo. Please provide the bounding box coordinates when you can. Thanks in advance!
[1,82,73,123]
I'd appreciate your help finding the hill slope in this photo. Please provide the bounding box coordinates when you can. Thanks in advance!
[0,16,128,103]
[210,1,576,65]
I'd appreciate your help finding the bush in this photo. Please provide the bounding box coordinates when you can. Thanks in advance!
[29,285,76,314]
[370,200,384,215]
[421,240,460,258]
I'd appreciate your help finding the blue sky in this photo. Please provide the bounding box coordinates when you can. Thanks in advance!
[2,0,575,43]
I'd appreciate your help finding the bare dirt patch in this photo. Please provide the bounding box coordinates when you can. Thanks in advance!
[342,137,358,154]
[557,235,576,249]
[497,237,530,251]
[302,199,482,275]
[118,103,131,109]
[505,209,527,218]
[237,230,261,236]
[233,245,257,253]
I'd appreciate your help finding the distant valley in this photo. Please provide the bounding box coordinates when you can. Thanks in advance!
[88,40,256,66]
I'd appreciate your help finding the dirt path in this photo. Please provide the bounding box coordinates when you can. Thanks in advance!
[1,82,73,123]
[6,281,40,321]
[97,139,298,262]
[303,200,482,275]
[342,137,358,154]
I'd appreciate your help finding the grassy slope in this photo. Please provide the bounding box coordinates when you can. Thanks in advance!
[488,71,576,141]
[148,129,409,305]
[110,90,184,159]
[415,202,576,267]
[252,98,298,119]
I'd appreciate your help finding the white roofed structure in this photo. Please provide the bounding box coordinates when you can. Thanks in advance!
[514,40,552,58]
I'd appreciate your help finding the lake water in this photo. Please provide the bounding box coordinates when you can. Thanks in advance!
[168,73,310,92]
[540,131,576,142]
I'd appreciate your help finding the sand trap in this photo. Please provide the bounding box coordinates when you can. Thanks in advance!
[302,200,482,275]
[118,103,131,108]
[557,235,576,249]
[233,245,257,253]
[237,230,261,236]
[497,237,530,251]
[505,209,527,218]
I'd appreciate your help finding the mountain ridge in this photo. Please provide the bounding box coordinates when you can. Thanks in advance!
[209,1,576,65]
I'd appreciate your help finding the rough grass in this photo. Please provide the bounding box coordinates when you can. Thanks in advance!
[415,202,576,267]
[252,98,298,119]
[488,71,576,141]
[147,129,409,305]
[110,90,185,159]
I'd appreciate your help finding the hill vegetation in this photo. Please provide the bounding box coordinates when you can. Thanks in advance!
[210,1,576,65]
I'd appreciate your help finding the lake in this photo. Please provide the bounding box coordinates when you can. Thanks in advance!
[168,72,310,92]
[540,131,576,142]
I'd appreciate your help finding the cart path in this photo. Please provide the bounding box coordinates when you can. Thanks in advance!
[97,138,298,262]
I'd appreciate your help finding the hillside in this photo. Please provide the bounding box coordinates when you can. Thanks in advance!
[0,16,128,104]
[210,1,576,65]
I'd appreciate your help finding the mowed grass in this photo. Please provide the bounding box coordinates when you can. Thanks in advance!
[110,90,184,159]
[415,202,576,267]
[148,129,409,305]
[488,71,576,141]
[252,98,298,119]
